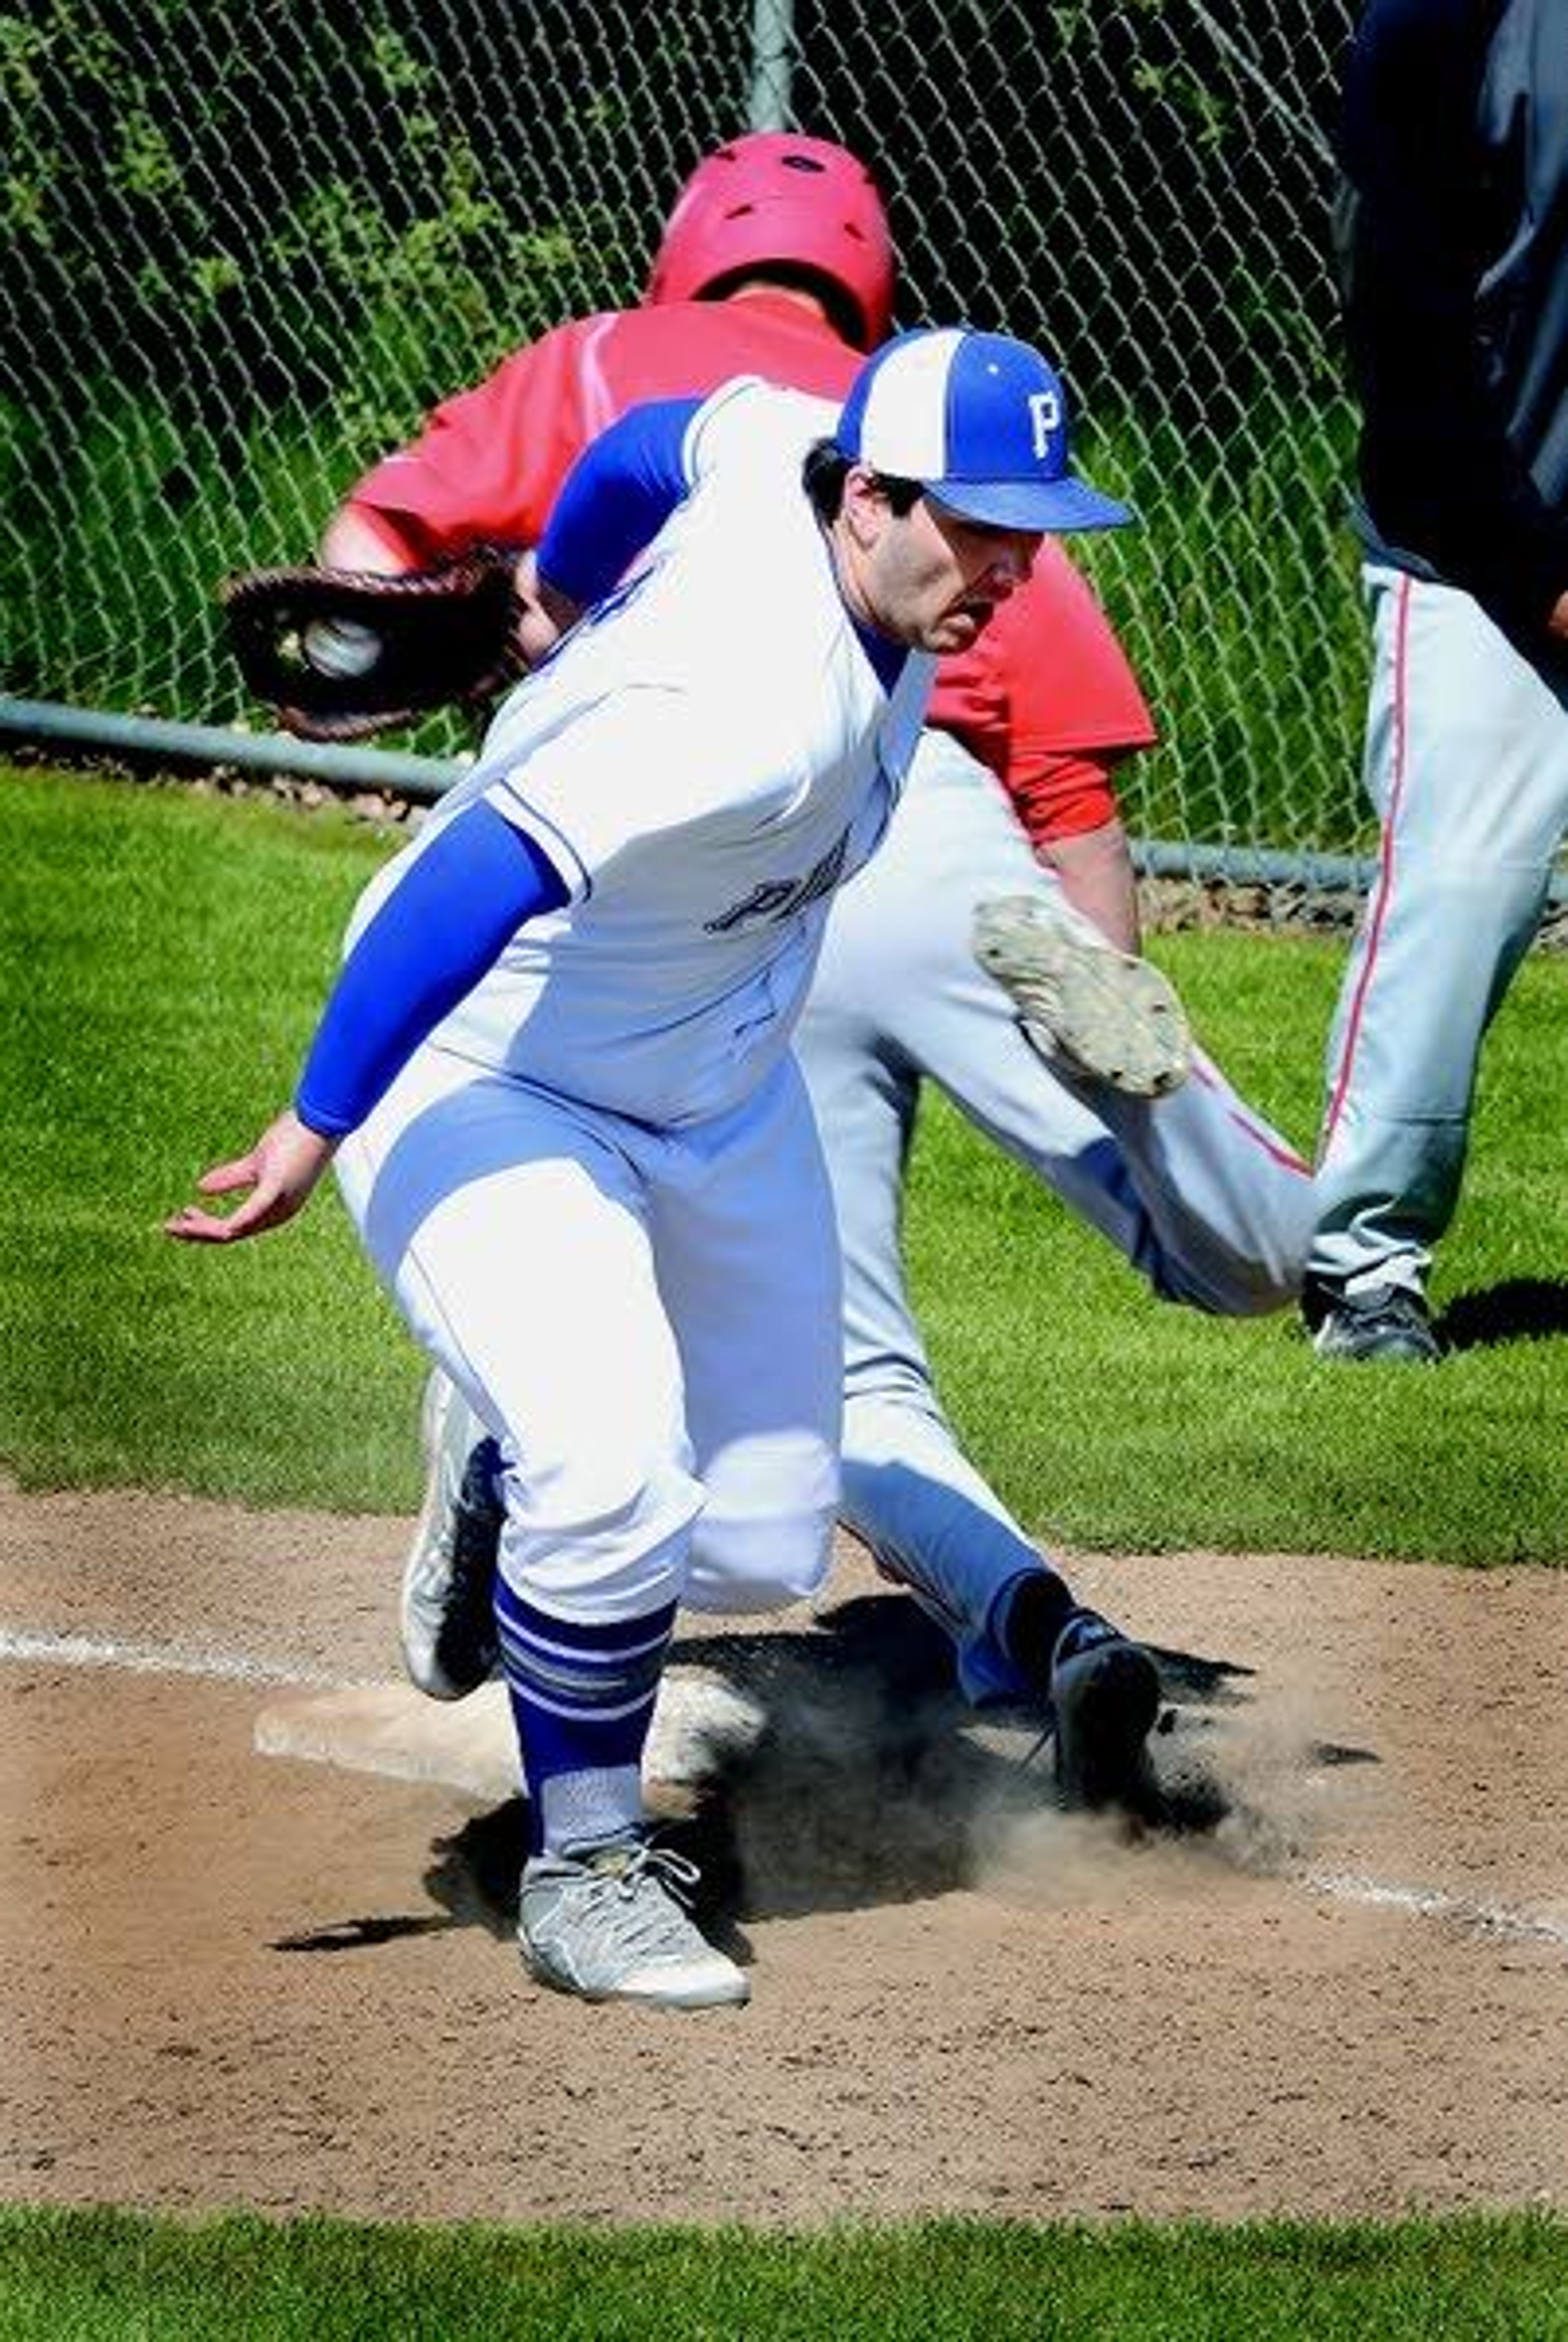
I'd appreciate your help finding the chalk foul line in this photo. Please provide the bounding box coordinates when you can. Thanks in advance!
[9,1625,1568,1951]
[0,1624,349,1690]
[1307,1867,1568,1948]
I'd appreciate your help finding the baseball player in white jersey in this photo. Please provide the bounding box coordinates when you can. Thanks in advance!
[318,136,1314,1746]
[169,326,1165,2011]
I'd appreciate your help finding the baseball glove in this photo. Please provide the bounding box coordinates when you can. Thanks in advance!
[220,548,524,741]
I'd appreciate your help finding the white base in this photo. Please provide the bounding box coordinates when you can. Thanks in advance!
[254,1666,769,1805]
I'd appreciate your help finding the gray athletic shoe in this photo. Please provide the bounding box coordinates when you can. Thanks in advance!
[519,1835,749,2009]
[1049,1609,1161,1814]
[1307,1279,1441,1364]
[973,890,1192,1097]
[400,1370,504,1701]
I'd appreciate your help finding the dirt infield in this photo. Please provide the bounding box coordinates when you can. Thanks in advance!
[2,1476,1566,2228]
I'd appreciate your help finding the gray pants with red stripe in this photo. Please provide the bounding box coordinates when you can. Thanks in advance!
[1309,564,1568,1301]
[797,729,1315,1702]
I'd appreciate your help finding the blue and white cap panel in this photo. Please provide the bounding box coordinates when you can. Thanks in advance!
[834,325,1132,534]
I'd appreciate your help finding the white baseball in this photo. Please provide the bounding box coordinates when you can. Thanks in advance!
[303,617,382,678]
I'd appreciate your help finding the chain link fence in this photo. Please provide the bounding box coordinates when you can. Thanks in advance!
[3,0,1380,890]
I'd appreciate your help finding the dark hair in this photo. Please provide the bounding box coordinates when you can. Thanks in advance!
[802,438,922,523]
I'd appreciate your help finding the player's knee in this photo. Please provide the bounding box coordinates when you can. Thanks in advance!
[564,1454,703,1549]
[1151,1257,1297,1317]
[684,1497,836,1612]
[499,1449,703,1598]
[683,1425,840,1612]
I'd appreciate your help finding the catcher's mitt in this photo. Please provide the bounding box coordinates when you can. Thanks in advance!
[220,548,524,742]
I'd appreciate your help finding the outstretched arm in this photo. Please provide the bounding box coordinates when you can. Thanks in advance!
[1039,810,1140,954]
[532,396,702,608]
[165,1109,341,1245]
[166,801,567,1244]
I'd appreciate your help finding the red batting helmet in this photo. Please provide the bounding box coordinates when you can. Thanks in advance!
[647,132,895,350]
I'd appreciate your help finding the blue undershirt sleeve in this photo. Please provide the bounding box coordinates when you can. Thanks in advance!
[294,799,568,1138]
[535,397,704,609]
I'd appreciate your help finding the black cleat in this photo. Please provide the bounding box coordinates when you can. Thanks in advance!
[1305,1277,1440,1364]
[1049,1610,1162,1815]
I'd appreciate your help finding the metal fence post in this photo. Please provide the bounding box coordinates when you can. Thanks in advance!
[748,0,795,129]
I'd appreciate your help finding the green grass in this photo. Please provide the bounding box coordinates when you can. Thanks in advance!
[2,2207,1567,2338]
[4,761,1566,1563]
[4,764,1567,2317]
[905,921,1568,1563]
[0,765,421,1509]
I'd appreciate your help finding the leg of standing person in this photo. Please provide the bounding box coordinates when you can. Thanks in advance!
[1304,566,1568,1361]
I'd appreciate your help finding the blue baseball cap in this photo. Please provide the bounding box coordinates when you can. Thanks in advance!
[834,325,1132,534]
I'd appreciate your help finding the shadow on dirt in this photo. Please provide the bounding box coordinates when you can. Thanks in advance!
[396,1589,1346,1948]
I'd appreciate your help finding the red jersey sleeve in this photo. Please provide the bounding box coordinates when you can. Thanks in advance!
[1009,751,1121,843]
[341,318,617,565]
[926,538,1156,846]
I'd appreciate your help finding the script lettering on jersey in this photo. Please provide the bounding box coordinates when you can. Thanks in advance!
[704,828,850,933]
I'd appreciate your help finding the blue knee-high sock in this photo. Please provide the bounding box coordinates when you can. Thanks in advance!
[497,1581,677,1857]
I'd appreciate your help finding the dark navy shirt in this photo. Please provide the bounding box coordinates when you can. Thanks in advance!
[1336,0,1568,645]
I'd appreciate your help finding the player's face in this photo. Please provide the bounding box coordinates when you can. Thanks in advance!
[840,476,1042,652]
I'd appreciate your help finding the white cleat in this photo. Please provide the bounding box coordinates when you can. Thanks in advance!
[519,1835,749,2009]
[400,1370,504,1702]
[973,890,1192,1098]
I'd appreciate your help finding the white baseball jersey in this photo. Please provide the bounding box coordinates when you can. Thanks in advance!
[350,378,935,1127]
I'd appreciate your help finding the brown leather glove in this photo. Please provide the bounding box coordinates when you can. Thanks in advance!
[220,548,523,741]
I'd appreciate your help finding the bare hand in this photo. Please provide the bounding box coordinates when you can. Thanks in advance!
[165,1109,338,1245]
